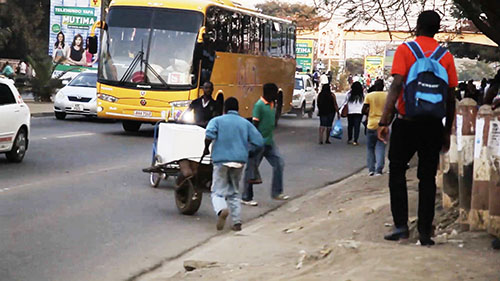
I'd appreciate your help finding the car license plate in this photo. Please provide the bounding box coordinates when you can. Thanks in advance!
[72,104,83,111]
[134,110,152,117]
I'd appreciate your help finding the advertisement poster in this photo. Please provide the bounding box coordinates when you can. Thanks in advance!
[317,20,344,60]
[364,56,384,78]
[49,0,101,77]
[296,40,314,74]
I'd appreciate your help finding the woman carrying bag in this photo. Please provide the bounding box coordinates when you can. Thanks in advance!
[317,84,339,144]
[340,81,364,145]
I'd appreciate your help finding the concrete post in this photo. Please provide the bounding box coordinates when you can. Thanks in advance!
[440,110,459,209]
[456,98,478,231]
[488,108,500,238]
[469,105,493,230]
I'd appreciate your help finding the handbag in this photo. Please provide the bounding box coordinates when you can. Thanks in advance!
[340,103,349,118]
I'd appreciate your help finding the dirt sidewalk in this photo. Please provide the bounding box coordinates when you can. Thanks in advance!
[137,168,500,281]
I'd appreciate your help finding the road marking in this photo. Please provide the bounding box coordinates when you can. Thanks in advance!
[55,132,96,139]
[32,132,96,141]
[0,163,131,194]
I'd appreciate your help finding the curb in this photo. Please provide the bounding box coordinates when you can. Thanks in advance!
[32,112,54,118]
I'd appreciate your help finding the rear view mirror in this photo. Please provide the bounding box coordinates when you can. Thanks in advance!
[87,36,98,54]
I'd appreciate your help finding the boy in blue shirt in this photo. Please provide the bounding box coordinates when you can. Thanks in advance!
[204,97,263,231]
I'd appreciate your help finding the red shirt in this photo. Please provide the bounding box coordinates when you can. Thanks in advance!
[391,36,458,115]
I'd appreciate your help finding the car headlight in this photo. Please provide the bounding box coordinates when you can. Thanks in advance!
[170,100,192,107]
[97,93,119,103]
[55,91,65,101]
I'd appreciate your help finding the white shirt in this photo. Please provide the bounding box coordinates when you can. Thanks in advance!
[344,92,364,114]
[19,62,27,74]
[320,74,329,85]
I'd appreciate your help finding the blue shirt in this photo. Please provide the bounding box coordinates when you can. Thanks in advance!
[206,111,264,164]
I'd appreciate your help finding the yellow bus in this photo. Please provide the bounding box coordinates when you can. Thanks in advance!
[91,0,296,131]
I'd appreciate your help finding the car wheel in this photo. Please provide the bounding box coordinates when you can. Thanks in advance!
[6,128,27,163]
[296,102,305,118]
[55,112,66,120]
[308,101,315,118]
[122,120,142,132]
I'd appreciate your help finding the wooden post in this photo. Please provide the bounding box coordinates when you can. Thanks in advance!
[457,98,478,231]
[488,108,500,238]
[469,105,493,230]
[441,110,459,209]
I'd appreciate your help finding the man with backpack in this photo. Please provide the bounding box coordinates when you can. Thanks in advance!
[378,10,458,246]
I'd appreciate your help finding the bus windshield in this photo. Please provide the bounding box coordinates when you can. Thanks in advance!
[99,7,203,89]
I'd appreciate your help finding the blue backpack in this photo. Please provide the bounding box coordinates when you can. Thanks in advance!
[404,41,449,119]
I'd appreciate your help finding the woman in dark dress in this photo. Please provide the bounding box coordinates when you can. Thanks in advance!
[317,84,339,144]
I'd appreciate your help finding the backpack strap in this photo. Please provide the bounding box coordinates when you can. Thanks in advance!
[405,41,425,59]
[430,45,448,61]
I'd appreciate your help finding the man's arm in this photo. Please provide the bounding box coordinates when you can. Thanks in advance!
[362,104,370,115]
[204,119,217,156]
[203,138,212,156]
[248,122,264,148]
[377,74,404,143]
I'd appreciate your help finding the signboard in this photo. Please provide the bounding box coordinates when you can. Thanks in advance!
[364,56,384,79]
[317,20,344,60]
[49,0,101,77]
[296,40,314,74]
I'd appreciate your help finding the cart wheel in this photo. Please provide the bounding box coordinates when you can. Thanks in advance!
[175,178,202,215]
[150,155,166,188]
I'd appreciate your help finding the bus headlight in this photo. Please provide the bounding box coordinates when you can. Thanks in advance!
[170,100,192,107]
[97,93,119,103]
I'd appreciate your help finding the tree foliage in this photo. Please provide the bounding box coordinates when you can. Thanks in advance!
[255,0,325,30]
[314,0,500,47]
[457,60,495,81]
[448,42,500,62]
[345,58,364,75]
[0,0,50,59]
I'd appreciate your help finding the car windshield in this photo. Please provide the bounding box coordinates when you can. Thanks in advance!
[295,78,304,90]
[99,7,203,89]
[69,73,97,87]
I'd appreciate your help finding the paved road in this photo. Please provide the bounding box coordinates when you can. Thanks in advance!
[0,105,368,281]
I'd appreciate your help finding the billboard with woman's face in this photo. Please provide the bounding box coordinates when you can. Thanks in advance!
[49,0,101,76]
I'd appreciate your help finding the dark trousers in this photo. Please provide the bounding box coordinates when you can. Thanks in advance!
[347,113,363,142]
[388,118,443,236]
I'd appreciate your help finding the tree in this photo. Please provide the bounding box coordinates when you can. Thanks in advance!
[255,1,326,30]
[314,0,500,47]
[457,60,495,81]
[0,0,50,58]
[345,58,364,75]
[448,42,500,62]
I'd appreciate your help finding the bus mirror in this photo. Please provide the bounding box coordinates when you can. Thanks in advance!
[197,26,206,43]
[88,36,98,54]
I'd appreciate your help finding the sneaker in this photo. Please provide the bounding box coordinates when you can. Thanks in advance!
[384,226,409,241]
[369,172,375,176]
[272,194,290,201]
[374,173,383,177]
[216,209,229,231]
[232,223,242,231]
[241,199,258,206]
[352,142,359,146]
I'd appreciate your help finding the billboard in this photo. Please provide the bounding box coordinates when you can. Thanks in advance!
[317,20,344,60]
[296,40,314,74]
[364,56,384,79]
[49,0,101,76]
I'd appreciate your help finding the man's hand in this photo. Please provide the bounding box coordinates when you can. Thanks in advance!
[203,138,212,157]
[442,132,451,153]
[377,126,390,144]
[203,146,210,157]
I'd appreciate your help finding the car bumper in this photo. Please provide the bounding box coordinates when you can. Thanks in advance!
[54,99,97,116]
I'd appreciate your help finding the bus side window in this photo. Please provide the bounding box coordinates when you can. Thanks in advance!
[289,26,296,59]
[252,17,260,55]
[242,15,250,54]
[281,23,286,57]
[271,21,280,57]
[230,12,241,53]
[263,21,271,56]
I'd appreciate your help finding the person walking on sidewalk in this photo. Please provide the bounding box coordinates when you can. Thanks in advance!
[343,81,364,145]
[242,83,290,206]
[378,10,458,246]
[317,84,339,144]
[362,79,387,176]
[204,97,263,231]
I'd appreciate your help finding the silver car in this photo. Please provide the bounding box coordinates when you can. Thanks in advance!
[53,71,97,120]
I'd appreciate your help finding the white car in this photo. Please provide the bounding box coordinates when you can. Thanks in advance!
[292,74,316,118]
[53,71,97,119]
[0,77,30,162]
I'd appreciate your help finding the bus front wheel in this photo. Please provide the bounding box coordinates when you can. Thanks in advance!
[122,121,142,132]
